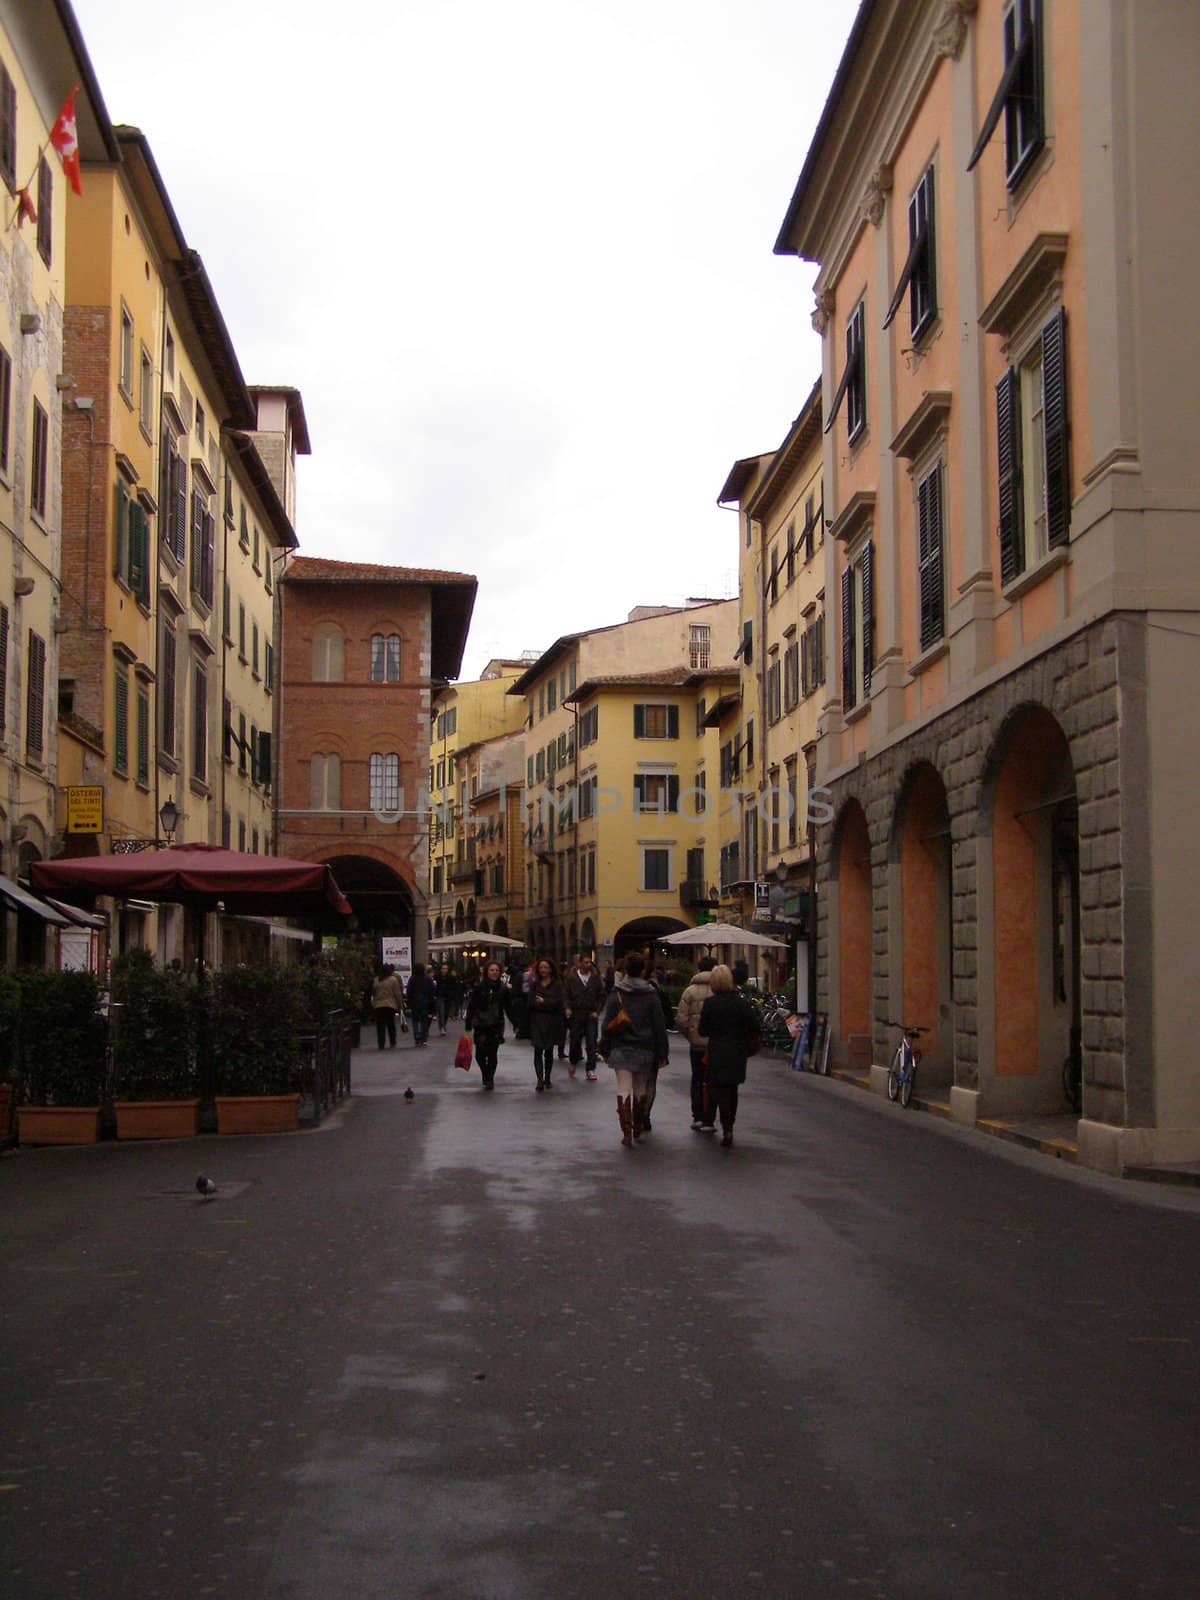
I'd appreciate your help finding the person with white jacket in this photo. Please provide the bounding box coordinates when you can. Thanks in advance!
[673,956,717,1132]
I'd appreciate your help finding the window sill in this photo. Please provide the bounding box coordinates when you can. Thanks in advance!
[159,542,181,575]
[251,671,261,684]
[190,778,211,799]
[1002,543,1068,604]
[158,753,179,775]
[112,767,129,783]
[139,421,154,447]
[136,779,151,795]
[118,385,134,411]
[908,638,949,679]
[29,509,48,534]
[844,701,870,726]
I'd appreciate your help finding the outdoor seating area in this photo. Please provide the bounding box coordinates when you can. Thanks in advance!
[0,946,369,1149]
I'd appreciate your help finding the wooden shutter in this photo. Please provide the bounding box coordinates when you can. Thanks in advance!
[996,367,1024,584]
[861,540,875,696]
[129,500,149,603]
[918,466,946,651]
[136,687,150,785]
[966,19,1031,171]
[801,629,811,698]
[633,774,645,810]
[841,567,856,711]
[667,704,679,739]
[202,510,216,603]
[172,453,188,562]
[114,668,129,774]
[161,626,176,754]
[36,156,51,265]
[0,603,8,736]
[634,703,646,738]
[0,66,15,192]
[1042,308,1070,548]
[114,480,130,580]
[667,775,680,813]
[26,631,45,755]
[815,613,826,686]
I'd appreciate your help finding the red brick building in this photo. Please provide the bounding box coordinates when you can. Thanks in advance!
[277,558,475,953]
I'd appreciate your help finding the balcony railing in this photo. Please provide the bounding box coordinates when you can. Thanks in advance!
[679,879,719,909]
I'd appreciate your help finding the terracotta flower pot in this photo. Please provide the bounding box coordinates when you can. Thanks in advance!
[114,1099,202,1141]
[19,1105,102,1146]
[214,1094,301,1136]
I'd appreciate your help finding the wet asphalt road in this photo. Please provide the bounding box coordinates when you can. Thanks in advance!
[2,1032,1199,1600]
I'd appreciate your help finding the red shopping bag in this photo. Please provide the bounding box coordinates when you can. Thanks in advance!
[454,1034,474,1071]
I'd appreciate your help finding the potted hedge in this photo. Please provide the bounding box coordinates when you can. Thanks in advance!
[210,966,305,1134]
[16,969,108,1145]
[0,971,19,1141]
[111,950,202,1139]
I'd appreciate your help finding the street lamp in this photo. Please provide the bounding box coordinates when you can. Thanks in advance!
[159,798,180,846]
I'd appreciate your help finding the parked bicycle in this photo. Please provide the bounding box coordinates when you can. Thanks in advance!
[886,1021,927,1108]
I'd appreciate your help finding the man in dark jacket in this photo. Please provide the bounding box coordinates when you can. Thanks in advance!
[406,963,437,1046]
[564,953,605,1080]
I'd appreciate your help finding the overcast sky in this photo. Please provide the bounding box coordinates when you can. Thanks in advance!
[71,0,859,679]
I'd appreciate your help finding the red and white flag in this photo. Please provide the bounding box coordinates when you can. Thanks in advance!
[49,87,82,196]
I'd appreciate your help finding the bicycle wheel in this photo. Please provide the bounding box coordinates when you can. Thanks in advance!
[899,1057,916,1108]
[887,1047,902,1101]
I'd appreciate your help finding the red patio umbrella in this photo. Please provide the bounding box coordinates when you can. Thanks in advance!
[30,843,353,921]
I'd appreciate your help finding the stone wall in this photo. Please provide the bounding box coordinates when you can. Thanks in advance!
[816,614,1130,1123]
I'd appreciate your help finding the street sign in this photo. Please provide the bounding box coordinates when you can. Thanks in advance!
[66,787,104,834]
[754,881,771,916]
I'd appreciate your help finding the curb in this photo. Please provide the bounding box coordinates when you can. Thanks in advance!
[828,1065,1077,1163]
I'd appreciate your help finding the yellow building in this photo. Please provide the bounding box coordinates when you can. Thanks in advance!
[57,126,300,967]
[428,659,527,937]
[508,600,738,965]
[718,381,826,998]
[463,730,524,946]
[0,16,115,964]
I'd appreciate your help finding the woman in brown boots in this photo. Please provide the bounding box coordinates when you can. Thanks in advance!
[598,952,669,1146]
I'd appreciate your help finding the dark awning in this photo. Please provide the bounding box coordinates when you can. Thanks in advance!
[0,873,71,926]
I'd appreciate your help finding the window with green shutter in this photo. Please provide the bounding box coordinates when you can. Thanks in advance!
[114,665,129,776]
[136,685,150,786]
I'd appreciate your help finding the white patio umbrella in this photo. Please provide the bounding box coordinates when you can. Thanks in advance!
[658,922,788,950]
[428,930,527,950]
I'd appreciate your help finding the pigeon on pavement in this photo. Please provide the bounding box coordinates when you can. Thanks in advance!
[196,1175,217,1198]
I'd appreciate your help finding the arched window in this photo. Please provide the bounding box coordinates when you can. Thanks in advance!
[369,752,400,811]
[309,752,341,810]
[311,625,344,683]
[370,633,401,683]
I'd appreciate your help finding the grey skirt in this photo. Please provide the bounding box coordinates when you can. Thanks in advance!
[607,1041,657,1072]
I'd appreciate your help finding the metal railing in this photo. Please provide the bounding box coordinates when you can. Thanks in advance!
[296,1009,355,1126]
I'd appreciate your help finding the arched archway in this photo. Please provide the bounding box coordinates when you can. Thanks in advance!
[983,704,1078,1113]
[434,916,444,939]
[494,916,508,938]
[833,800,872,1050]
[466,898,476,929]
[454,900,465,934]
[479,918,489,935]
[323,854,414,935]
[890,764,953,1087]
[580,917,596,955]
[613,915,686,961]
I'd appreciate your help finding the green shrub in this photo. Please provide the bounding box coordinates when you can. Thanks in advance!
[17,969,107,1106]
[0,971,21,1084]
[111,951,200,1101]
[211,967,305,1096]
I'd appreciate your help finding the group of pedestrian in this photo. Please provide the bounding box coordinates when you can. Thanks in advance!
[374,946,760,1152]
